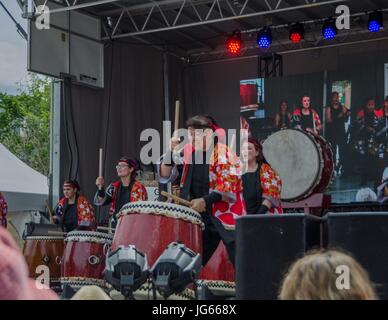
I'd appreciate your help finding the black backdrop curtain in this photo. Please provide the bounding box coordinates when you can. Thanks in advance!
[60,42,171,223]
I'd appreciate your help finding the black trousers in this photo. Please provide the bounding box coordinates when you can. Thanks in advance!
[360,152,380,187]
[327,131,346,169]
[201,211,235,267]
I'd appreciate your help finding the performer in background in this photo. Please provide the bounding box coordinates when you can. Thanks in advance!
[0,192,7,228]
[355,98,382,186]
[158,115,245,267]
[325,92,350,176]
[274,100,292,130]
[54,180,96,232]
[94,157,148,226]
[241,137,282,215]
[376,97,388,164]
[377,168,388,204]
[292,95,322,135]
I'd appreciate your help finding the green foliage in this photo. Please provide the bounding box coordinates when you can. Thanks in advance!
[0,73,51,176]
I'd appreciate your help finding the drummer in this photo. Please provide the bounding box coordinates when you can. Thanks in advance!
[158,115,246,267]
[94,157,148,226]
[274,100,293,130]
[0,192,7,228]
[292,95,322,135]
[54,180,96,232]
[241,138,282,214]
[355,98,382,186]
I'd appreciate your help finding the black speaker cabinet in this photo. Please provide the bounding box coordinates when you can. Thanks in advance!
[323,212,388,299]
[236,214,321,300]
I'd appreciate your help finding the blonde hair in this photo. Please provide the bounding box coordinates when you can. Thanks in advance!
[71,285,112,300]
[279,249,377,300]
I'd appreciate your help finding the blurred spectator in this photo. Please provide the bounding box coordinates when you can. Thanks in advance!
[279,249,376,300]
[71,285,111,300]
[0,226,58,300]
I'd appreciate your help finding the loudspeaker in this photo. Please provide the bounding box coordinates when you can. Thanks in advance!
[323,212,388,299]
[236,214,321,300]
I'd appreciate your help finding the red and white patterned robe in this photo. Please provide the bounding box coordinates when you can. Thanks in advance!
[104,180,148,216]
[293,108,322,132]
[179,143,246,230]
[259,163,283,213]
[55,195,96,228]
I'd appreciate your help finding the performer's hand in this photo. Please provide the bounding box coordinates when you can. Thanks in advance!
[190,198,206,213]
[306,128,314,134]
[96,176,105,190]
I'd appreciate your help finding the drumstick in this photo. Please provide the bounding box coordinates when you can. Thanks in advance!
[45,200,54,224]
[97,226,116,233]
[173,100,180,139]
[48,231,66,236]
[229,133,236,151]
[161,191,191,207]
[99,148,103,177]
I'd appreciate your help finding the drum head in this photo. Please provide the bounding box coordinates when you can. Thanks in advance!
[262,129,322,201]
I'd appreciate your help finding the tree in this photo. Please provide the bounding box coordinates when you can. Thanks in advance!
[0,73,51,176]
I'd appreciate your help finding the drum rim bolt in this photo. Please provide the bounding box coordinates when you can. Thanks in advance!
[88,255,100,265]
[42,255,50,264]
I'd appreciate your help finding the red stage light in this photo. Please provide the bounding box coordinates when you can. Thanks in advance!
[290,32,302,44]
[289,23,304,44]
[226,32,242,55]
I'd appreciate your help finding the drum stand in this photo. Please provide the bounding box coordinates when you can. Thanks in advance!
[281,193,331,216]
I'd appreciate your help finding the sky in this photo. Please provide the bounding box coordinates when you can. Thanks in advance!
[0,0,28,94]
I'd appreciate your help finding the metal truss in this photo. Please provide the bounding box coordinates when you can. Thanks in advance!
[188,26,388,65]
[29,0,122,14]
[102,0,348,39]
[29,0,349,39]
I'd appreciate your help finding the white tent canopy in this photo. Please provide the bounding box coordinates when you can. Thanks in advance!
[0,143,48,212]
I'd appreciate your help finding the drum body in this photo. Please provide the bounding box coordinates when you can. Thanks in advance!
[112,201,204,267]
[199,241,235,296]
[23,236,65,287]
[263,129,334,202]
[240,83,259,111]
[61,231,113,288]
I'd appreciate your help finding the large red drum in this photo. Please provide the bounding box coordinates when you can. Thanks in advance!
[23,235,65,288]
[61,231,113,289]
[263,129,334,201]
[240,83,259,111]
[199,241,235,296]
[112,201,204,267]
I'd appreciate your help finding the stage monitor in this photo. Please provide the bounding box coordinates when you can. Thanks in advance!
[27,0,104,88]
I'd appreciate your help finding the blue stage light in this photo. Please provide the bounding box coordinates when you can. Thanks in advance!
[257,28,272,48]
[368,11,383,33]
[322,19,337,40]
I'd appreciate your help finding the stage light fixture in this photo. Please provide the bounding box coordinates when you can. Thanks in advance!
[289,23,304,44]
[104,245,149,299]
[322,19,337,40]
[226,31,243,55]
[150,242,202,299]
[257,27,272,48]
[368,11,383,33]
